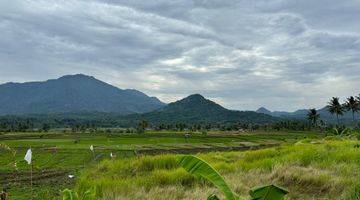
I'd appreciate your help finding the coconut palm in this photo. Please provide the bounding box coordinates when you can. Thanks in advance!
[344,96,359,121]
[307,108,320,126]
[327,97,344,125]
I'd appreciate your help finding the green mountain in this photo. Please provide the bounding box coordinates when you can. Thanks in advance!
[0,74,165,115]
[123,94,279,125]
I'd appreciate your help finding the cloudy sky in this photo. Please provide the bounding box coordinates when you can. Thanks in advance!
[0,0,359,111]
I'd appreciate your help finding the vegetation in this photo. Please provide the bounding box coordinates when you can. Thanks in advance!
[328,97,344,124]
[73,138,360,200]
[326,95,360,125]
[179,155,288,200]
[0,94,359,200]
[307,108,320,127]
[344,96,359,121]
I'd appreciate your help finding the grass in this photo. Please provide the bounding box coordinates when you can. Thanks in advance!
[75,139,360,200]
[0,130,321,199]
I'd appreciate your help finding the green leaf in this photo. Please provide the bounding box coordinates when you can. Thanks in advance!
[81,189,95,200]
[62,189,95,200]
[249,184,288,200]
[179,155,238,200]
[208,194,221,200]
[62,189,76,200]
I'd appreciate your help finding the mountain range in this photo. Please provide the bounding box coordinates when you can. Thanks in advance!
[2,74,356,127]
[256,106,359,123]
[0,74,279,126]
[0,74,165,115]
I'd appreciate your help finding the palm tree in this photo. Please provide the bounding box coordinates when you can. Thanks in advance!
[327,97,344,125]
[137,120,148,133]
[344,96,359,121]
[307,108,320,126]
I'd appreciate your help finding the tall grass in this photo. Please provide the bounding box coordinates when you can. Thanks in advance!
[75,139,360,199]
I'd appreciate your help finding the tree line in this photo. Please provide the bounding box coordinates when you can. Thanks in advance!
[307,94,360,126]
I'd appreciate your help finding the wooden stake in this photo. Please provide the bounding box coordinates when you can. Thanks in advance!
[30,162,33,200]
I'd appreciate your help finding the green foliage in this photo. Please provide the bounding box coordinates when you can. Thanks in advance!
[344,96,360,121]
[179,155,238,200]
[249,185,288,200]
[307,108,320,126]
[62,189,76,200]
[208,194,221,200]
[62,188,95,200]
[327,97,344,124]
[179,155,288,200]
[74,139,359,199]
[331,127,350,136]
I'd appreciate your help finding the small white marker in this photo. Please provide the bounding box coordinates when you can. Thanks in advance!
[24,148,32,164]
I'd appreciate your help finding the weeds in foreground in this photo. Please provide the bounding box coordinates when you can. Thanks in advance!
[64,155,288,200]
[179,155,288,200]
[64,139,360,200]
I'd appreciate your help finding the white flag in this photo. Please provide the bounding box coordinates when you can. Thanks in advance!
[90,145,94,152]
[24,148,32,164]
[110,152,114,158]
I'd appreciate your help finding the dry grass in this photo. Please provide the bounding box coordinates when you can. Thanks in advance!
[76,139,360,200]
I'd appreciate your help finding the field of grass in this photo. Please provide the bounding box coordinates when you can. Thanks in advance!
[0,130,321,199]
[75,139,360,200]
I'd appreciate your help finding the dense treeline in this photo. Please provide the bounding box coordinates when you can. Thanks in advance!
[2,114,358,133]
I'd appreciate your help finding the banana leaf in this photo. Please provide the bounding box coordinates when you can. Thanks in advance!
[249,184,288,200]
[179,155,238,200]
[208,194,221,200]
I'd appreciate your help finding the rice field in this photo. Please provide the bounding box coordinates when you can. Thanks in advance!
[0,130,323,199]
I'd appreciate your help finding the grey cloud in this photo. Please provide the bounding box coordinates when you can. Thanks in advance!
[0,0,359,111]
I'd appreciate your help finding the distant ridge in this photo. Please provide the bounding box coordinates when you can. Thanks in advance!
[0,74,165,115]
[256,106,360,123]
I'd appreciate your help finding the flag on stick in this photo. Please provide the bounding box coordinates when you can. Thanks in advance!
[24,148,33,199]
[24,149,32,164]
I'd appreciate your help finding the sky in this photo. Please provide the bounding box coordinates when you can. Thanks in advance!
[0,0,359,111]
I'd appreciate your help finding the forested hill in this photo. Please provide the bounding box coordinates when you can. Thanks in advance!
[121,94,279,126]
[0,74,165,115]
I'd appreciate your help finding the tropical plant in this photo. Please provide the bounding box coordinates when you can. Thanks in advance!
[331,127,349,136]
[137,120,148,133]
[179,155,288,200]
[307,108,320,127]
[344,96,359,121]
[62,188,95,200]
[327,97,344,125]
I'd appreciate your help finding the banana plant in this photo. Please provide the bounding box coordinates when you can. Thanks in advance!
[62,188,95,200]
[179,155,288,200]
